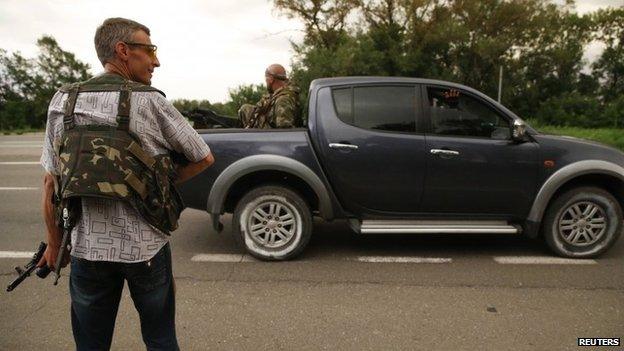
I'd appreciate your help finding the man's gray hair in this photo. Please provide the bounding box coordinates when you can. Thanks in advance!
[94,17,150,66]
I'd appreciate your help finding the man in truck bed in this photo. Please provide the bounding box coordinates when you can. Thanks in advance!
[238,63,300,128]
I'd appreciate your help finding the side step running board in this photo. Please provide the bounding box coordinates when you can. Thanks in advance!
[353,220,521,234]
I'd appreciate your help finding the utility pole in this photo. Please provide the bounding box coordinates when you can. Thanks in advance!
[498,66,503,103]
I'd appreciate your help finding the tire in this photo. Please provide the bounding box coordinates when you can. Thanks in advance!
[542,186,623,258]
[232,185,312,261]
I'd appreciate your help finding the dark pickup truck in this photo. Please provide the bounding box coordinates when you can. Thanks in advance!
[179,77,624,261]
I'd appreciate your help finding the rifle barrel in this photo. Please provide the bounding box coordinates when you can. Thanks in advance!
[6,266,36,292]
[6,242,48,292]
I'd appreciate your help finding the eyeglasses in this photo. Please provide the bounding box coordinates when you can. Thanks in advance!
[124,42,158,59]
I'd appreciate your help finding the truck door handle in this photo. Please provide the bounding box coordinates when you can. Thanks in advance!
[430,149,460,156]
[329,143,359,150]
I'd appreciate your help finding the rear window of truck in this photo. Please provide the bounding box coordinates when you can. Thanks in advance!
[332,86,417,133]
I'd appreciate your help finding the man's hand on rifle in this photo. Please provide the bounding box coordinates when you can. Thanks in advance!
[36,240,69,270]
[39,173,70,271]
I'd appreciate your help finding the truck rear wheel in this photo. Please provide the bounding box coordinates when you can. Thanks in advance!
[542,186,623,258]
[233,185,312,261]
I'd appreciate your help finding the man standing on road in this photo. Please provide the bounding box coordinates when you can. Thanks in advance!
[37,17,214,350]
[238,63,300,128]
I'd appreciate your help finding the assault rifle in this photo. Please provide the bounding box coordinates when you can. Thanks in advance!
[6,242,51,292]
[183,108,241,129]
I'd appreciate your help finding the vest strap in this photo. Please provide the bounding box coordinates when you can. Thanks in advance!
[63,86,79,131]
[126,141,156,169]
[124,173,148,200]
[57,73,166,132]
[61,82,165,97]
[116,85,132,131]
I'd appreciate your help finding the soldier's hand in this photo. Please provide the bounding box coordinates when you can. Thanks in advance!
[443,88,460,100]
[36,242,70,270]
[443,89,460,108]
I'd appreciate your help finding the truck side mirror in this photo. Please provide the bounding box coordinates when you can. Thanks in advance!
[511,120,527,143]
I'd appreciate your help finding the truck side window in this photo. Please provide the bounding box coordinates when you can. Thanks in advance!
[331,86,417,133]
[427,87,511,140]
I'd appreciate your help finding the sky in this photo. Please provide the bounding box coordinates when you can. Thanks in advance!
[0,0,622,103]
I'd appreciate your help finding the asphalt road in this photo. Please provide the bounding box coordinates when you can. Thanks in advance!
[1,133,622,350]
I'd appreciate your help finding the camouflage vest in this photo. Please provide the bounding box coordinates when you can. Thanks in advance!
[55,74,184,234]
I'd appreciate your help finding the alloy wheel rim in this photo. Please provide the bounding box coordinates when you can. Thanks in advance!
[558,201,607,247]
[246,200,298,249]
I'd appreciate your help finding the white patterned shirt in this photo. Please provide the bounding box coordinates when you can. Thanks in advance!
[41,86,211,263]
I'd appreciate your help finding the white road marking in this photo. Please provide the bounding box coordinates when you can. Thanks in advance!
[0,187,39,191]
[191,254,453,263]
[0,141,43,143]
[0,162,40,165]
[191,254,258,263]
[0,251,35,258]
[188,254,600,265]
[0,251,601,265]
[0,187,39,190]
[493,256,597,265]
[0,145,43,148]
[354,256,452,263]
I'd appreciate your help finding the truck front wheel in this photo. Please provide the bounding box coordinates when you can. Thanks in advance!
[542,186,623,258]
[233,185,312,261]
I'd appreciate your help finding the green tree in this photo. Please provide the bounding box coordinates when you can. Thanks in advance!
[0,35,91,130]
[591,7,624,104]
[172,99,212,113]
[35,36,91,96]
[274,0,358,50]
[172,84,267,119]
[536,91,602,127]
[274,0,615,127]
[506,3,594,118]
[227,84,267,113]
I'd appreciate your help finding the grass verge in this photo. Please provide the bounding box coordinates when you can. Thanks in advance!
[526,121,624,151]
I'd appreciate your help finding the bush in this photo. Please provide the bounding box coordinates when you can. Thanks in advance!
[603,95,624,128]
[535,92,605,127]
[0,100,29,130]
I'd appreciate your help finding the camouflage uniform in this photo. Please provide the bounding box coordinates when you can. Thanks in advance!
[238,85,300,128]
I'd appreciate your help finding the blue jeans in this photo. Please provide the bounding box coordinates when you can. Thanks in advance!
[69,244,178,351]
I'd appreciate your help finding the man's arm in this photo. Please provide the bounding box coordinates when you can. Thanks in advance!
[175,153,215,185]
[37,173,67,269]
[150,93,215,181]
